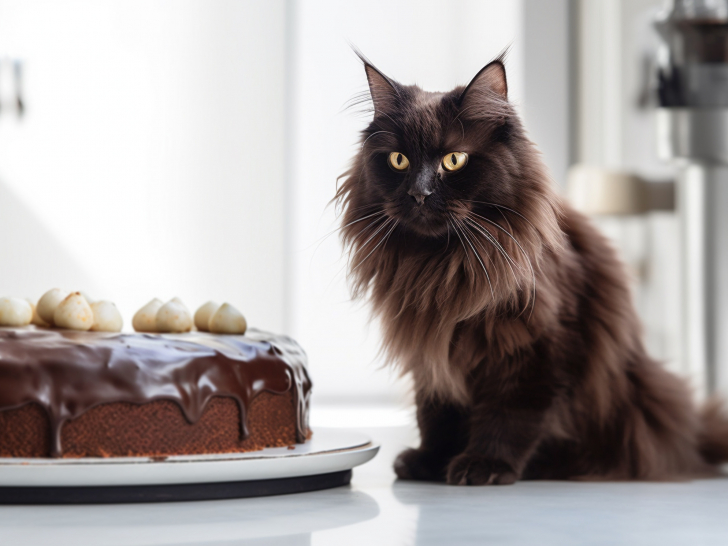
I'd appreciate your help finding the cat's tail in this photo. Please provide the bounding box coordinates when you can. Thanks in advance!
[698,398,728,464]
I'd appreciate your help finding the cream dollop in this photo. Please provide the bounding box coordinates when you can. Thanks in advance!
[90,300,123,332]
[132,298,163,332]
[0,297,33,327]
[53,292,94,331]
[208,303,247,335]
[37,288,70,326]
[156,298,193,333]
[194,301,220,332]
[26,298,48,327]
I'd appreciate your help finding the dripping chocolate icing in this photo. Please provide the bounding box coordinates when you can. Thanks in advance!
[0,327,311,457]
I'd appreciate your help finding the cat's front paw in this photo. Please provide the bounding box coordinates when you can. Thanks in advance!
[446,453,518,486]
[394,448,447,482]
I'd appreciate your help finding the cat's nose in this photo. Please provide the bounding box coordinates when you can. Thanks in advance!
[408,188,432,206]
[410,165,436,205]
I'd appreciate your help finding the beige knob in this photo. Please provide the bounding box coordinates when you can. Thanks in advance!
[37,288,70,326]
[194,301,220,332]
[0,297,33,327]
[132,298,163,332]
[90,301,123,332]
[156,299,193,333]
[53,292,94,331]
[209,303,247,335]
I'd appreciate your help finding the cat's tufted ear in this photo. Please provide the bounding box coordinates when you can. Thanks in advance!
[459,58,508,109]
[361,60,401,115]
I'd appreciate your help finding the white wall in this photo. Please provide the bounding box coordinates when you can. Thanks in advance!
[288,0,524,403]
[522,0,572,186]
[0,0,288,331]
[1,0,537,405]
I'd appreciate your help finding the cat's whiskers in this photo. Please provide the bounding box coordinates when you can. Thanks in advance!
[457,118,465,140]
[360,130,397,149]
[459,217,498,271]
[450,103,508,128]
[468,210,536,319]
[451,105,479,125]
[352,218,399,272]
[446,116,466,141]
[339,202,385,223]
[464,216,521,290]
[349,214,391,259]
[374,109,399,126]
[465,226,501,292]
[356,215,393,251]
[346,202,385,214]
[338,207,384,230]
[309,209,385,252]
[450,213,494,298]
[324,212,392,297]
[331,215,392,295]
[448,217,475,277]
[463,215,522,273]
[463,200,539,234]
[494,207,514,234]
[459,219,496,299]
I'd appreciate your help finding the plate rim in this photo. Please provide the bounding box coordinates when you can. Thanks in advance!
[0,428,381,487]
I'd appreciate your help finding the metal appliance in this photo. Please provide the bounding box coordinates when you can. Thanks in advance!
[656,0,728,396]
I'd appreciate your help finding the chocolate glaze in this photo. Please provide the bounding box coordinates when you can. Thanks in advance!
[0,327,311,457]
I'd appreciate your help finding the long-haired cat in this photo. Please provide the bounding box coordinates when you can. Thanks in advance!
[336,52,728,485]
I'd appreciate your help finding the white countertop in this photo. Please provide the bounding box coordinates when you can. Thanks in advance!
[2,409,728,546]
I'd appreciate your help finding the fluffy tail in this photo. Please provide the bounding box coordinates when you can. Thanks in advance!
[699,398,728,464]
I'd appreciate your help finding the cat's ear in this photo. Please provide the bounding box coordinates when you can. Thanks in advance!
[355,51,401,115]
[364,64,398,112]
[459,57,508,108]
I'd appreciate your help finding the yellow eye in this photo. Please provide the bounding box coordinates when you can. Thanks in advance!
[388,152,410,171]
[442,152,468,172]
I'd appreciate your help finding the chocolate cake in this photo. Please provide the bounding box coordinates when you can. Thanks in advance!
[0,327,312,458]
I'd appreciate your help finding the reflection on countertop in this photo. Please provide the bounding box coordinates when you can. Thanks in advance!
[0,486,379,545]
[2,406,728,545]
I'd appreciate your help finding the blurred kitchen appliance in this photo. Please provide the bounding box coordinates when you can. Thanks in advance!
[656,0,728,396]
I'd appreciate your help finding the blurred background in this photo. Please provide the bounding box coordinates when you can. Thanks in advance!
[1,0,726,423]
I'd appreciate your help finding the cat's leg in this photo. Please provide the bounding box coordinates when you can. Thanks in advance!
[394,391,469,481]
[446,357,555,485]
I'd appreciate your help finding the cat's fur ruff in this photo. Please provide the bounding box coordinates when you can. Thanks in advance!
[336,52,728,484]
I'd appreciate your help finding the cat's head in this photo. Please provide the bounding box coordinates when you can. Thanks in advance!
[338,52,563,309]
[350,53,517,239]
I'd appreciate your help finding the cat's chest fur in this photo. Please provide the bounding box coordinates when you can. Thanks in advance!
[374,259,537,405]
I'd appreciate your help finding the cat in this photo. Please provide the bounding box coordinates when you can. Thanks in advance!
[336,51,728,485]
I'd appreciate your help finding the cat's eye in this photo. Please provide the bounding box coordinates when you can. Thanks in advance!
[442,152,469,172]
[388,152,410,171]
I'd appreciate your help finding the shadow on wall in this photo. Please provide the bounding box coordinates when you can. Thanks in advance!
[0,179,96,299]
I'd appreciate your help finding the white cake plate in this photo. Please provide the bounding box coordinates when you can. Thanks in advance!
[0,428,379,503]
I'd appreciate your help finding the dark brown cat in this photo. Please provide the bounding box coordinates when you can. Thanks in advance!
[337,52,728,485]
